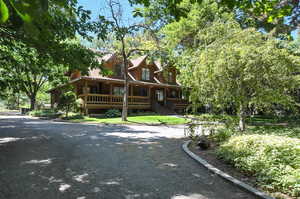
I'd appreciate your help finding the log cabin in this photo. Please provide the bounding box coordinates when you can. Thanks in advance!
[48,53,189,115]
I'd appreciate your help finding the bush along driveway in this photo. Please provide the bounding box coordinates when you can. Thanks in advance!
[0,114,258,199]
[189,114,300,199]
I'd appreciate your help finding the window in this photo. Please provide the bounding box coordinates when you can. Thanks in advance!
[142,68,150,81]
[113,87,124,96]
[115,63,124,77]
[168,72,173,83]
[156,90,164,101]
[139,87,148,96]
[171,90,177,98]
[90,86,98,94]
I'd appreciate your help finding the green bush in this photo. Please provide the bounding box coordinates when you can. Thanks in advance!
[217,135,300,197]
[29,109,61,118]
[104,109,121,118]
[211,128,234,143]
[62,114,84,120]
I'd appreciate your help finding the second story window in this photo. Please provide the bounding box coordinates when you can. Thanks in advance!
[115,63,124,77]
[113,87,124,96]
[142,68,150,81]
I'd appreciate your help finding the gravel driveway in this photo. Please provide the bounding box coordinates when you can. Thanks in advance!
[0,114,258,199]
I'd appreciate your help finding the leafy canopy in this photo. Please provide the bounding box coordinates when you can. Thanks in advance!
[177,20,300,114]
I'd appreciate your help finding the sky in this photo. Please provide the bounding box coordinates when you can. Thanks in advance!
[77,0,138,23]
[77,0,298,39]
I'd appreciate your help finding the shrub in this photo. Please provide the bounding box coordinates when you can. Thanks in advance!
[217,135,300,197]
[62,114,84,120]
[104,109,121,118]
[211,128,234,143]
[57,91,79,117]
[29,109,61,118]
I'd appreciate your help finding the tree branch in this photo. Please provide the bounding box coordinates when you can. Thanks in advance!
[126,48,149,58]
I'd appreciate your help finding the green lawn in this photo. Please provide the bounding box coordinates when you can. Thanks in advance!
[66,115,189,125]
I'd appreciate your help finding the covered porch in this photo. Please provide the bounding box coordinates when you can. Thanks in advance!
[50,76,189,115]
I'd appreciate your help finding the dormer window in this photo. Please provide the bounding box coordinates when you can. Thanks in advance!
[115,63,124,77]
[142,68,150,81]
[168,72,173,83]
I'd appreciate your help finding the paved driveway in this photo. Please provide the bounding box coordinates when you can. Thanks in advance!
[0,114,258,199]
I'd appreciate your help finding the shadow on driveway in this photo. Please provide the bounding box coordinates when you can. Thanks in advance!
[0,114,259,199]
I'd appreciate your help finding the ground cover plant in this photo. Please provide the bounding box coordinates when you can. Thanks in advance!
[193,113,300,198]
[29,109,62,118]
[217,135,300,197]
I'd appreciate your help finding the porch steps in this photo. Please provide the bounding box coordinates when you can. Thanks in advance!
[152,102,177,115]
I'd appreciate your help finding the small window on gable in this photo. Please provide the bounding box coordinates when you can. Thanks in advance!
[142,68,150,81]
[168,72,173,83]
[115,63,124,77]
[171,90,177,98]
[113,87,124,96]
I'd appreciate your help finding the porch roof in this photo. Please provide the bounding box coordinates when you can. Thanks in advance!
[48,75,182,93]
[78,76,181,88]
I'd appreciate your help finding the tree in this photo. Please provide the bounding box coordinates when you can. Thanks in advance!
[131,0,299,37]
[0,38,102,110]
[57,90,78,117]
[0,41,63,110]
[0,0,102,78]
[176,20,300,131]
[97,0,148,121]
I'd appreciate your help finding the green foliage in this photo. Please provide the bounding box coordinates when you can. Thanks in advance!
[211,128,234,143]
[57,91,79,117]
[29,109,61,118]
[0,39,65,110]
[217,135,300,197]
[170,16,300,129]
[104,109,121,118]
[0,0,103,105]
[132,0,299,35]
[63,114,84,120]
[0,0,8,23]
[0,0,97,42]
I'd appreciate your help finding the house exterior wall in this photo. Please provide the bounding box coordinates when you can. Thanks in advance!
[52,54,188,114]
[130,61,156,82]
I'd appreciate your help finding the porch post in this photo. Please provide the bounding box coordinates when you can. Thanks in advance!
[164,87,167,106]
[130,85,133,96]
[50,92,54,108]
[148,87,151,98]
[84,80,88,115]
[110,84,113,103]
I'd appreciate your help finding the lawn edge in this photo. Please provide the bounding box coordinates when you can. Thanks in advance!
[182,140,275,199]
[29,116,186,126]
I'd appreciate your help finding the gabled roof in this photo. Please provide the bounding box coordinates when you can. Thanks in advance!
[88,68,102,78]
[153,60,163,73]
[129,55,148,70]
[73,76,181,88]
[101,53,114,62]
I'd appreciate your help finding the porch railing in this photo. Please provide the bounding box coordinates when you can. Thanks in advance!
[78,94,150,105]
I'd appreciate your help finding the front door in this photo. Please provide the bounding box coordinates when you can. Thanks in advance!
[155,89,164,105]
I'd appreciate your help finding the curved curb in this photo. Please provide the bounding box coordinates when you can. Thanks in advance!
[182,140,274,199]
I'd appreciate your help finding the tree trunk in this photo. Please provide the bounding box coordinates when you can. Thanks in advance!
[17,94,20,109]
[122,78,129,121]
[66,107,69,118]
[30,95,36,110]
[238,104,246,131]
[121,38,128,121]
